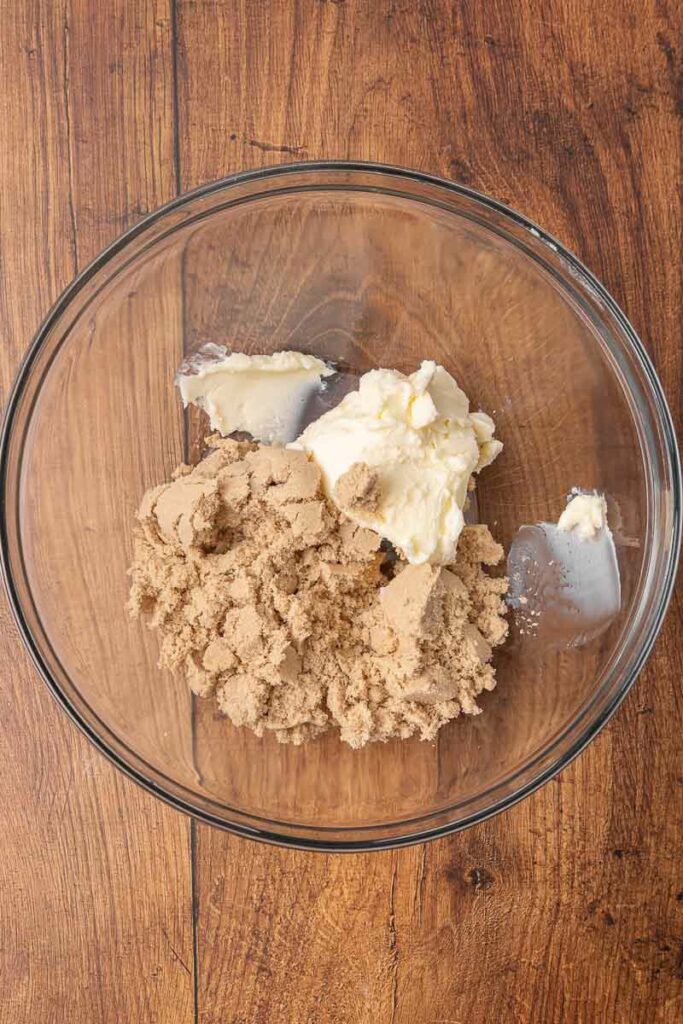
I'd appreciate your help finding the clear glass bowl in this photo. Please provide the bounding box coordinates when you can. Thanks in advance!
[1,163,679,850]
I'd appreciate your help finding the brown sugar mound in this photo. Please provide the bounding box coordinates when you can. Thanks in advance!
[334,461,382,514]
[128,435,508,748]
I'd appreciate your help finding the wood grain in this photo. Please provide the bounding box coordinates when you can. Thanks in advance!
[0,3,193,1022]
[0,1,681,1023]
[175,2,683,1022]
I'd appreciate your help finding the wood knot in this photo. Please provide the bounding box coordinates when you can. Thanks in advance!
[466,867,494,891]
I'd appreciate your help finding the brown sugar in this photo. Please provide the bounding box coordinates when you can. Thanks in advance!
[334,461,382,514]
[128,435,508,748]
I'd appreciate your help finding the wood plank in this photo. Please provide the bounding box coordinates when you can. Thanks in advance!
[177,1,683,1022]
[0,2,194,1021]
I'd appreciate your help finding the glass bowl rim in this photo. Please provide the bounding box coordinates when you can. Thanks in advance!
[1,159,680,852]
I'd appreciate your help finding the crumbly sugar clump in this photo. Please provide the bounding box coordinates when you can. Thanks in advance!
[128,437,508,748]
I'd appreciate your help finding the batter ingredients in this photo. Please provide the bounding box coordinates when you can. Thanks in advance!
[507,489,619,646]
[176,347,333,445]
[557,491,608,540]
[128,436,508,748]
[290,360,502,565]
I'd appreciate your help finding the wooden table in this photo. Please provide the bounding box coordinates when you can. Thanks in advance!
[1,2,681,1021]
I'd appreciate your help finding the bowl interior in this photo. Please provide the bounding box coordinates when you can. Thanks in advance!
[3,168,677,847]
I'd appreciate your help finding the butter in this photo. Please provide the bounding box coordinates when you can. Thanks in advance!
[176,347,333,445]
[557,492,607,540]
[289,361,502,565]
